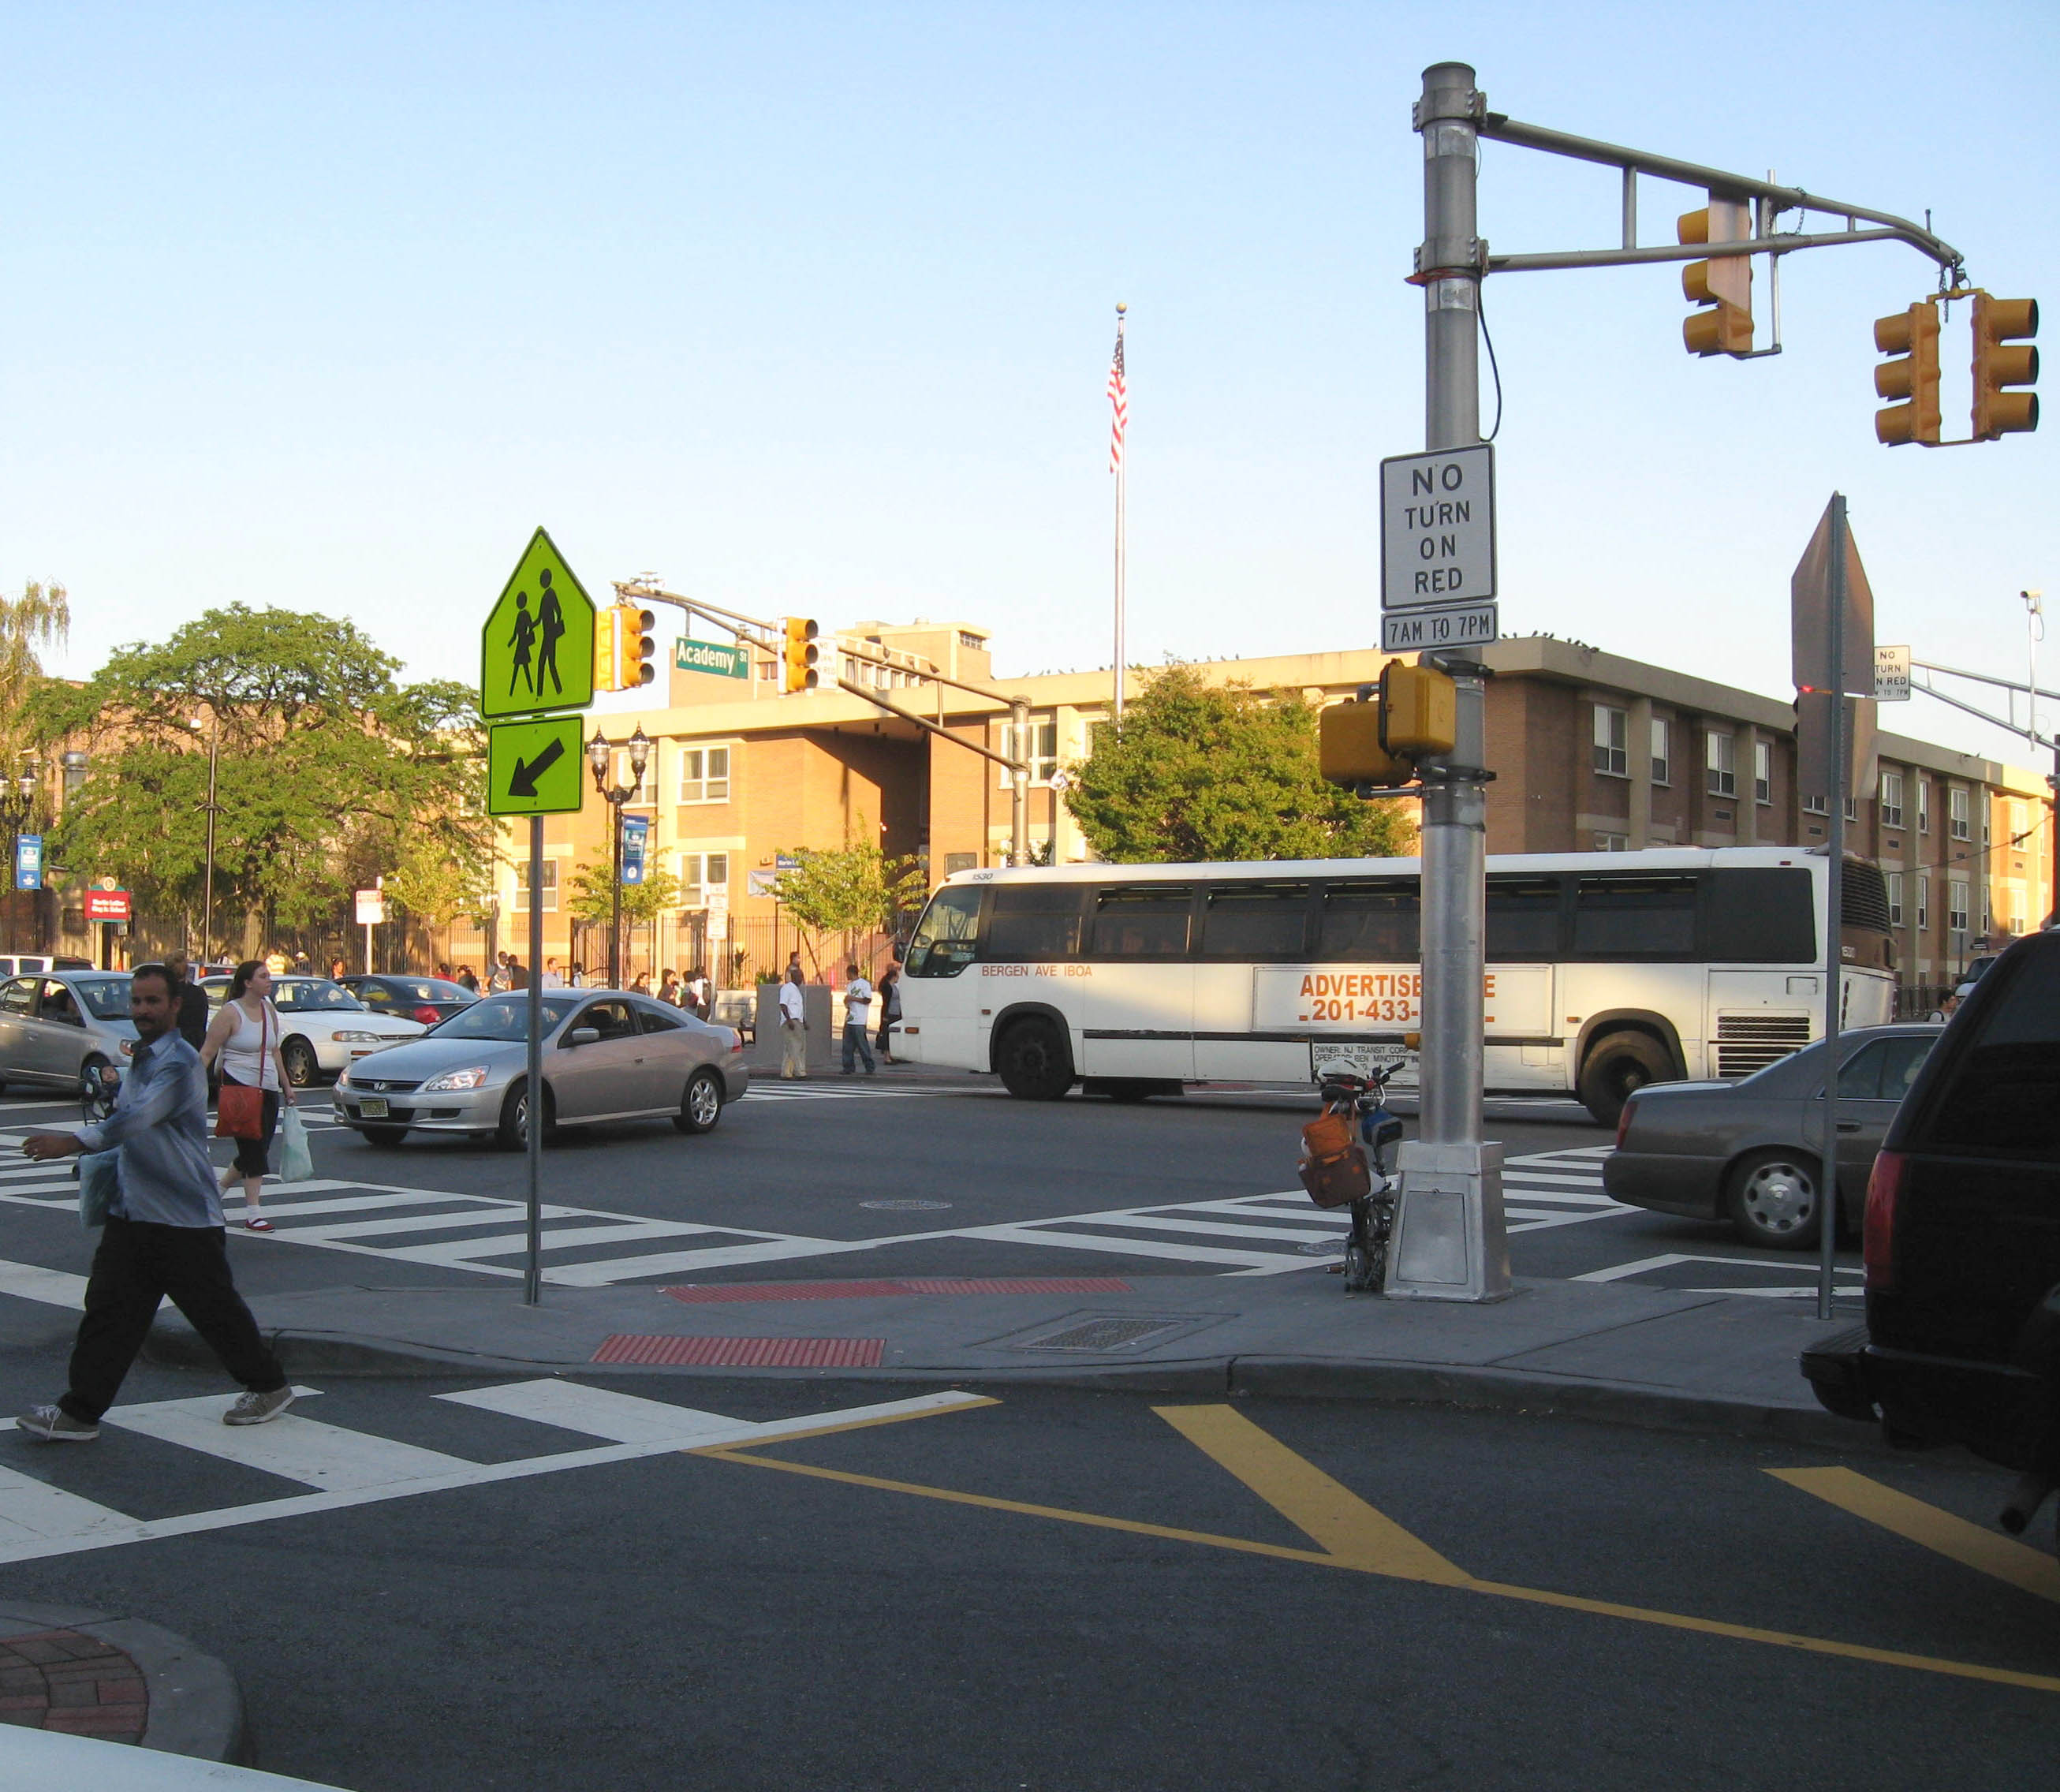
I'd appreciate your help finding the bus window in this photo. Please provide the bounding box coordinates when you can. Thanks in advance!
[1702,868,1816,963]
[1317,882,1419,961]
[904,886,983,977]
[1570,875,1699,960]
[1487,877,1562,960]
[1200,883,1310,961]
[986,885,1084,961]
[1090,887,1193,959]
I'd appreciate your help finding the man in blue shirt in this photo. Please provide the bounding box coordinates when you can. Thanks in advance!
[16,963,293,1442]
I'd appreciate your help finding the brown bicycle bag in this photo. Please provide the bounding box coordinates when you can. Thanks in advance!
[1298,1101,1372,1209]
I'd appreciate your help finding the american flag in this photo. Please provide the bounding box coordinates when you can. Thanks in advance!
[1107,327,1127,472]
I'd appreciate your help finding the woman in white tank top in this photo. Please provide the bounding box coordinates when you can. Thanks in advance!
[200,960,297,1229]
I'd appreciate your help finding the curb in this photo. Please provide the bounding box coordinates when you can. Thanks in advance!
[0,1601,246,1764]
[141,1316,1885,1455]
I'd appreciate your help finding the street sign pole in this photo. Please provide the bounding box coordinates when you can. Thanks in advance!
[524,816,544,1306]
[1818,495,1849,1323]
[1387,61,1511,1305]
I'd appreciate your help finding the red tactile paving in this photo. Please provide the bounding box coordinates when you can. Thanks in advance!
[662,1276,1132,1304]
[0,1628,149,1742]
[592,1334,886,1368]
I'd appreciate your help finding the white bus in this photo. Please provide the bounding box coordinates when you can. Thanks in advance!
[891,847,1898,1124]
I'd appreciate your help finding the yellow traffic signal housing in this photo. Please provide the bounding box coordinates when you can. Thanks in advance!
[1873,301,1942,445]
[1972,293,2039,440]
[1379,663,1458,756]
[1679,200,1753,357]
[1319,700,1411,789]
[592,607,621,693]
[782,617,820,693]
[620,606,657,689]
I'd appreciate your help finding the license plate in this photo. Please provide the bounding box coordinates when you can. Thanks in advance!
[1311,1043,1416,1085]
[359,1096,390,1118]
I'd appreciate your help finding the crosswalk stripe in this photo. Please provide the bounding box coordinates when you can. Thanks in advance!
[437,1379,745,1443]
[0,1258,90,1307]
[101,1390,471,1491]
[964,1223,1295,1271]
[544,1236,877,1286]
[1044,1213,1346,1245]
[0,1465,134,1544]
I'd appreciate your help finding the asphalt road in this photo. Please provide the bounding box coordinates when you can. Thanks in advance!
[0,1073,1862,1308]
[0,1366,2047,1791]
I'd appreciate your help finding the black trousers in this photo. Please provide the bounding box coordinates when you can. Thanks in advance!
[60,1217,286,1424]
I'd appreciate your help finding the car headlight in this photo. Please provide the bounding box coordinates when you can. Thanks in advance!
[420,1066,491,1092]
[330,1030,383,1044]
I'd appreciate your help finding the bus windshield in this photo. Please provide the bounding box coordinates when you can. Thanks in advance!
[905,886,981,976]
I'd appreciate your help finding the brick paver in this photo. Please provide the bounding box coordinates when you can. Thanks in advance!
[0,1628,149,1743]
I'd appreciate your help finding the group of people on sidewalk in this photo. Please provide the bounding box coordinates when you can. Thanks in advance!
[778,959,901,1080]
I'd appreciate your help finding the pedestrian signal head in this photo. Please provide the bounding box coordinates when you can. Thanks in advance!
[782,617,820,693]
[1678,200,1753,358]
[592,607,621,693]
[1378,663,1458,758]
[621,606,657,689]
[1319,700,1410,790]
[1873,300,1942,446]
[1971,293,2039,440]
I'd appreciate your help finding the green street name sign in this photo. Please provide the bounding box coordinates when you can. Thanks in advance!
[675,638,748,680]
[481,527,597,719]
[487,715,587,817]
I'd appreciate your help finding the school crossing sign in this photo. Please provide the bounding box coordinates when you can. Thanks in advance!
[481,528,597,721]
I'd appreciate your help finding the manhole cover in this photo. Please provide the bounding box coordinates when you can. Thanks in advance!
[1297,1237,1348,1256]
[1015,1316,1185,1353]
[860,1199,953,1211]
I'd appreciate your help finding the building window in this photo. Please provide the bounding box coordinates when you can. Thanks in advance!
[1916,875,1929,932]
[1916,779,1930,834]
[1949,786,1970,841]
[677,852,730,905]
[1753,738,1772,805]
[1593,831,1629,852]
[1592,705,1628,777]
[958,632,983,651]
[998,719,1060,785]
[1879,770,1904,830]
[943,852,980,875]
[1983,887,1992,935]
[1844,796,1857,823]
[1948,878,1970,936]
[678,746,731,804]
[513,861,558,913]
[1705,731,1736,797]
[1886,872,1904,928]
[2010,890,2027,935]
[1650,717,1670,786]
[1802,791,1829,816]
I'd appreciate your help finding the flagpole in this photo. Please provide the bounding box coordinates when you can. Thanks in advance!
[1112,303,1127,721]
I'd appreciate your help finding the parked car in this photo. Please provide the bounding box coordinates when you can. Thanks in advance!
[198,975,427,1087]
[0,954,92,978]
[1603,1022,1943,1249]
[338,974,480,1026]
[1953,953,2002,1002]
[0,971,137,1096]
[330,989,750,1148]
[1803,930,2060,1473]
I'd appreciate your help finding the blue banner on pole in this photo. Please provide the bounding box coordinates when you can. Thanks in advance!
[14,834,43,891]
[621,816,649,886]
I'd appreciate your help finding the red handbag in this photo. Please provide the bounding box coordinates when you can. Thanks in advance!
[215,1001,271,1141]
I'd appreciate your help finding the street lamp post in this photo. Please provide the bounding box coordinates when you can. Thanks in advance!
[1,756,40,954]
[187,720,219,961]
[587,725,651,989]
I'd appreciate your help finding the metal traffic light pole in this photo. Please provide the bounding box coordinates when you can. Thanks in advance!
[1385,62,1510,1303]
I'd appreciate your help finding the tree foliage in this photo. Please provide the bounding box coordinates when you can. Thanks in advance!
[566,858,684,926]
[1064,663,1417,863]
[774,842,927,972]
[29,605,490,943]
[0,581,69,775]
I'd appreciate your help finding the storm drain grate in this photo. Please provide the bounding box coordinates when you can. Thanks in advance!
[591,1335,884,1368]
[1012,1316,1188,1353]
[664,1278,1133,1305]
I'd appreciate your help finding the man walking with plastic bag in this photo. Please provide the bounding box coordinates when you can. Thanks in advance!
[13,964,293,1443]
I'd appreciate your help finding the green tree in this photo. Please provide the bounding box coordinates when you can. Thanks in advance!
[566,859,684,926]
[774,842,927,973]
[0,581,69,769]
[1064,663,1417,863]
[29,605,490,949]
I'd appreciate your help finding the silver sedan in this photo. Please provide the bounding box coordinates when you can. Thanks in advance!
[330,990,751,1148]
[0,971,139,1098]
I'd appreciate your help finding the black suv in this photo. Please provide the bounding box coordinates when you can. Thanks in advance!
[1804,928,2060,1467]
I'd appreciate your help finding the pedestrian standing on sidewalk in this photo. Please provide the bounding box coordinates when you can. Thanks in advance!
[874,963,901,1064]
[841,963,876,1075]
[685,965,710,1018]
[778,967,808,1079]
[165,951,211,1052]
[657,968,681,1006]
[454,964,479,993]
[199,960,296,1232]
[14,963,294,1442]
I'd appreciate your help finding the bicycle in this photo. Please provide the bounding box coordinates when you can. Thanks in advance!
[1312,1066,1407,1294]
[80,1062,121,1128]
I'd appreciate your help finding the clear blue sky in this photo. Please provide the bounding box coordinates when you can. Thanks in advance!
[3,2,2054,766]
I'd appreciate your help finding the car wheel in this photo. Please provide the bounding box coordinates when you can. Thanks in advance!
[281,1037,319,1089]
[673,1068,724,1135]
[995,1017,1073,1101]
[1577,1031,1673,1127]
[362,1125,408,1148]
[495,1080,554,1150]
[1726,1148,1824,1249]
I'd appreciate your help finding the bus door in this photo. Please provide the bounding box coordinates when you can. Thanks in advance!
[1192,881,1313,1082]
[1077,884,1196,1081]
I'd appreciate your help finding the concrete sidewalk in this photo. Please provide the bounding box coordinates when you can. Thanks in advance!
[144,1267,1875,1453]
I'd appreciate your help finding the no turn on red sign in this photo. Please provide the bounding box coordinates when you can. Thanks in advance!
[1380,444,1496,653]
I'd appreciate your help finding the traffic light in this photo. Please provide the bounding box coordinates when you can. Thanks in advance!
[1678,199,1752,357]
[1872,299,1942,446]
[619,606,657,689]
[1972,293,2039,441]
[1319,665,1459,793]
[593,606,621,693]
[782,617,819,693]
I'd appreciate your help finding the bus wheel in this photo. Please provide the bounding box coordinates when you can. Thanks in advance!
[1577,1031,1670,1127]
[995,1017,1073,1100]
